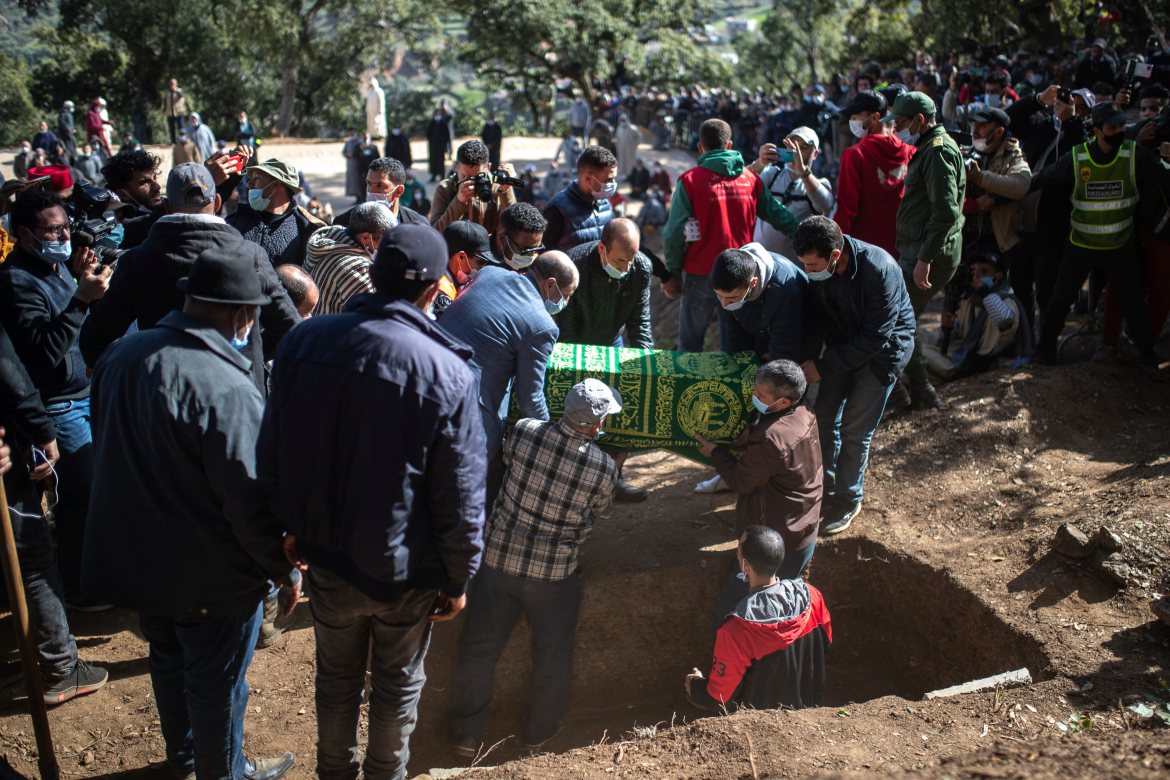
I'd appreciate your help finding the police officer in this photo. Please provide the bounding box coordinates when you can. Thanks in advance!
[1031,102,1168,374]
[890,91,966,410]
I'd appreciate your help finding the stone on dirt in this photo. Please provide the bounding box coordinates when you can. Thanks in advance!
[1051,523,1093,558]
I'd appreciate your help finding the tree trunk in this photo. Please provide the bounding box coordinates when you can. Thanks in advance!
[275,52,298,137]
[132,81,152,145]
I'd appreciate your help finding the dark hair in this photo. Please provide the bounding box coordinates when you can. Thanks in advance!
[100,148,160,190]
[792,215,844,259]
[699,118,732,150]
[756,359,807,402]
[578,145,617,172]
[456,140,489,166]
[1140,84,1170,102]
[275,265,316,311]
[710,248,757,292]
[1091,81,1115,96]
[740,525,786,578]
[915,72,941,90]
[10,190,66,233]
[985,71,1010,88]
[369,156,407,185]
[500,202,547,236]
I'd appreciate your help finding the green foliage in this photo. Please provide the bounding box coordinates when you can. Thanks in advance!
[0,53,41,145]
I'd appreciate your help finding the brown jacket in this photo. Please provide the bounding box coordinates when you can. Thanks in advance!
[710,403,823,552]
[427,172,517,235]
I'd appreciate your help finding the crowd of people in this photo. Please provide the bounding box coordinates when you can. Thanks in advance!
[0,29,1166,780]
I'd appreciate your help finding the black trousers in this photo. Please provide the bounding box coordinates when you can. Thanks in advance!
[1037,238,1154,358]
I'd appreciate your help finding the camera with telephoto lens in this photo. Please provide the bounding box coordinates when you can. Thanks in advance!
[472,170,526,202]
[68,183,121,269]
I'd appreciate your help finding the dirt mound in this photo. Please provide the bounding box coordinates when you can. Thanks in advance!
[1,342,1168,778]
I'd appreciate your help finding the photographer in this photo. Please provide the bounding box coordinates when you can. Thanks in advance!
[428,140,518,235]
[1123,84,1169,150]
[0,190,111,610]
[948,107,1031,316]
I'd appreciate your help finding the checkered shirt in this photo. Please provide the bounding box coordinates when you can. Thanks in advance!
[484,418,617,581]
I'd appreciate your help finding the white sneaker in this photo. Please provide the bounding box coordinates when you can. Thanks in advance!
[694,474,731,493]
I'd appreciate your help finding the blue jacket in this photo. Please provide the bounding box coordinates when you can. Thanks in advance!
[543,183,613,250]
[717,243,812,361]
[0,247,91,404]
[808,236,915,384]
[83,311,288,617]
[259,296,486,601]
[439,265,558,458]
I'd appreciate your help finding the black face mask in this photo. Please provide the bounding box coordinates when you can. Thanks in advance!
[1102,131,1126,147]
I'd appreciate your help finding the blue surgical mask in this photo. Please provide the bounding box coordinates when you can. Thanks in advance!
[751,394,772,414]
[230,324,252,351]
[602,259,628,280]
[807,256,837,282]
[35,238,72,265]
[896,129,919,145]
[543,280,567,315]
[248,187,271,211]
[366,192,389,203]
[979,276,995,289]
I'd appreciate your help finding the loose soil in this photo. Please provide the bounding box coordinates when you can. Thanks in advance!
[1,138,1168,779]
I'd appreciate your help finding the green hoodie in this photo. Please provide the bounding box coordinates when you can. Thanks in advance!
[663,149,799,276]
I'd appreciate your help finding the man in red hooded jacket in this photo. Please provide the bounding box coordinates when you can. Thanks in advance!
[685,525,831,712]
[834,91,915,258]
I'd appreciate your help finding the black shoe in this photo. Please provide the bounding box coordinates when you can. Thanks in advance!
[821,503,861,536]
[524,721,565,753]
[615,477,648,502]
[64,593,115,613]
[1032,345,1058,365]
[452,734,479,760]
[243,752,295,780]
[909,383,941,410]
[43,660,108,706]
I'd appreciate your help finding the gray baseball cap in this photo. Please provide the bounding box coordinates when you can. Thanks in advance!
[564,378,622,426]
[167,163,216,208]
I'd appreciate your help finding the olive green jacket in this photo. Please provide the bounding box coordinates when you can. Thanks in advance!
[895,124,966,265]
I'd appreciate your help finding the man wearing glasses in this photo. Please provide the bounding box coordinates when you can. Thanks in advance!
[0,191,112,611]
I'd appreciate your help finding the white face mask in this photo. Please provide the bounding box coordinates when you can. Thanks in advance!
[849,119,867,138]
[972,138,991,153]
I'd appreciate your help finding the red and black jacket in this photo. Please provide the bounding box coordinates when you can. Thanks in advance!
[691,579,831,712]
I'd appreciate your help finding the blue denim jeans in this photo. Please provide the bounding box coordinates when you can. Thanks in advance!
[2,470,76,682]
[814,365,895,511]
[140,601,263,780]
[45,397,94,595]
[309,566,434,780]
[450,566,582,746]
[678,273,721,352]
